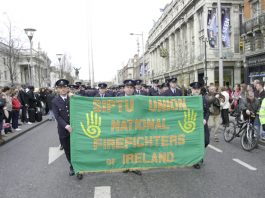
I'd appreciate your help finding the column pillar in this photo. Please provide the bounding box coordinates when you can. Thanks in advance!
[234,61,242,84]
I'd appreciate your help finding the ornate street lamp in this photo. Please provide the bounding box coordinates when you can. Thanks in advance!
[24,28,36,86]
[56,54,63,78]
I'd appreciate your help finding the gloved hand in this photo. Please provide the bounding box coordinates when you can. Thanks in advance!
[263,124,265,131]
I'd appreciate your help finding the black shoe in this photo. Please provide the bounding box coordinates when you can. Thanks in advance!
[193,164,201,169]
[131,170,142,176]
[69,167,75,176]
[123,169,130,173]
[60,145,63,150]
[76,173,83,180]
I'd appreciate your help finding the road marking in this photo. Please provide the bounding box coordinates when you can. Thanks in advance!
[94,186,111,198]
[48,145,64,165]
[208,144,223,153]
[233,158,257,171]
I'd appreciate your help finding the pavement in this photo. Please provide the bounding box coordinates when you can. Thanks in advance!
[0,116,49,146]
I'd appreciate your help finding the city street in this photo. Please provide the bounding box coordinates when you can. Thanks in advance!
[0,121,265,198]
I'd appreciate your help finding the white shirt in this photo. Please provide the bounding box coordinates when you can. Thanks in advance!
[60,95,67,101]
[220,91,230,109]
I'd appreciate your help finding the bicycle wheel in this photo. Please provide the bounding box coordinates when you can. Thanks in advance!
[223,121,236,142]
[241,126,258,151]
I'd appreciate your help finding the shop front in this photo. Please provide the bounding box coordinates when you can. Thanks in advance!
[246,53,265,83]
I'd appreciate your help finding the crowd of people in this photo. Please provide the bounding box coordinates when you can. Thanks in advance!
[66,78,265,143]
[1,77,264,177]
[0,85,55,142]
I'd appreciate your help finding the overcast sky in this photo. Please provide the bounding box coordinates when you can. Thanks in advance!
[0,0,171,82]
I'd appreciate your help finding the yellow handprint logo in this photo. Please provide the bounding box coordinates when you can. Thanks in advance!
[80,111,102,139]
[178,109,197,133]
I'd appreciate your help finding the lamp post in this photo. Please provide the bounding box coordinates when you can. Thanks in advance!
[26,57,30,84]
[24,28,36,86]
[56,54,63,78]
[130,32,144,79]
[218,0,223,87]
[203,37,208,86]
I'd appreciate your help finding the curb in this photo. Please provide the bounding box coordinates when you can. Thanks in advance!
[258,140,265,147]
[0,119,49,146]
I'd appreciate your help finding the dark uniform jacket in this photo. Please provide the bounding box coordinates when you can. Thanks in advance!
[52,95,70,138]
[116,92,135,97]
[134,89,148,96]
[149,87,159,96]
[94,92,113,97]
[161,88,182,96]
[203,96,210,147]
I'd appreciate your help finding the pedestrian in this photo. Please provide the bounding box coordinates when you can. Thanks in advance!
[52,79,83,180]
[117,79,142,175]
[11,89,22,131]
[254,81,265,139]
[217,87,230,127]
[94,83,113,97]
[2,86,13,133]
[189,82,210,169]
[205,84,221,142]
[259,98,265,140]
[149,79,160,96]
[134,80,148,95]
[47,89,56,121]
[18,85,31,125]
[161,77,182,96]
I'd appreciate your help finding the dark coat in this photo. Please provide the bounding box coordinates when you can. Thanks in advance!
[52,96,70,138]
[116,92,135,97]
[28,91,39,109]
[134,90,148,96]
[161,88,182,96]
[94,92,113,97]
[18,90,29,107]
[203,96,210,147]
[47,93,56,110]
[149,87,159,96]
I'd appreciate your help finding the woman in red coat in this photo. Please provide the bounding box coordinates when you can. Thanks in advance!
[11,90,21,131]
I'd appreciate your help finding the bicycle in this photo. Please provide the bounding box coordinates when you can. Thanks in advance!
[223,112,258,151]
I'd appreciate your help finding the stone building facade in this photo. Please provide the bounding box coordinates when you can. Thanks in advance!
[147,0,243,87]
[0,42,51,87]
[241,0,265,83]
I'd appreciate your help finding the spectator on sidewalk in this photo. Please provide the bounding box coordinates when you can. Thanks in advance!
[206,84,221,142]
[2,86,13,133]
[254,81,265,139]
[216,87,230,127]
[18,85,31,125]
[11,89,22,131]
[0,89,6,140]
[259,98,265,140]
[230,84,241,115]
[47,89,56,121]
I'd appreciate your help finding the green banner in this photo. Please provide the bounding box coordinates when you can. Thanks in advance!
[70,95,205,173]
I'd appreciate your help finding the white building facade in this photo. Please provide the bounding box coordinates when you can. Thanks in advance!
[147,0,243,87]
[0,42,51,87]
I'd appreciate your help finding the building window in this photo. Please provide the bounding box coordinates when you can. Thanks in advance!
[4,71,7,80]
[198,9,204,32]
[252,1,260,17]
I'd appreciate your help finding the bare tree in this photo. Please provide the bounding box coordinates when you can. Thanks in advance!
[0,16,23,86]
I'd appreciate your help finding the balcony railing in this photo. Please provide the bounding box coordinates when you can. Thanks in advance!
[242,12,265,35]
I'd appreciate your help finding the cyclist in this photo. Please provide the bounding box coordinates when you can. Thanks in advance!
[238,91,259,124]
